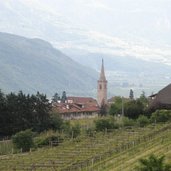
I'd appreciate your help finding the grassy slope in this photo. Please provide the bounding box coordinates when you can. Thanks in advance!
[91,126,171,171]
[0,124,170,171]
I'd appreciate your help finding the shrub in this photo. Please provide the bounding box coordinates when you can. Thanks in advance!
[86,128,96,137]
[136,154,171,171]
[12,129,34,152]
[34,131,63,147]
[150,110,171,123]
[61,122,81,138]
[34,135,61,147]
[69,124,81,138]
[49,113,63,131]
[137,115,149,127]
[61,121,71,133]
[122,117,135,127]
[95,117,119,132]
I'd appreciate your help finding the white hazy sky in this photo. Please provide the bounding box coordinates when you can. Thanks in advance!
[1,0,171,64]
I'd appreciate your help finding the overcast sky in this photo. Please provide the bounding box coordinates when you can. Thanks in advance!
[1,0,171,64]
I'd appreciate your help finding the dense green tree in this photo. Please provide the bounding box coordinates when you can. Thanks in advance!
[61,91,67,103]
[52,93,60,103]
[32,92,51,132]
[49,112,64,131]
[109,96,122,116]
[0,90,7,136]
[129,89,134,100]
[0,90,52,136]
[124,99,144,119]
[137,154,171,171]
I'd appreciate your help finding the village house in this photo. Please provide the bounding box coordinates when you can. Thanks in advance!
[52,97,99,120]
[52,59,108,120]
[149,83,171,111]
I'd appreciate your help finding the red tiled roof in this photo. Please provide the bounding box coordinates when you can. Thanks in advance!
[67,96,97,105]
[52,96,99,114]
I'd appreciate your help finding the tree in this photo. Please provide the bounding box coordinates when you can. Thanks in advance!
[137,154,171,171]
[0,90,52,136]
[109,96,122,116]
[61,91,67,103]
[49,112,64,131]
[52,93,60,103]
[32,92,52,132]
[124,99,144,119]
[99,99,107,116]
[12,129,34,152]
[0,90,7,136]
[139,91,149,112]
[129,89,134,100]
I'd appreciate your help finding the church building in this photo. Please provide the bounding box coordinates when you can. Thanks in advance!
[97,59,107,107]
[52,59,107,119]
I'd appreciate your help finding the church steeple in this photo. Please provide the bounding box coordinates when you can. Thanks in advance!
[99,59,106,81]
[97,59,107,107]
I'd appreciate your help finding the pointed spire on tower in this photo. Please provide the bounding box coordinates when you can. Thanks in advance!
[99,58,106,81]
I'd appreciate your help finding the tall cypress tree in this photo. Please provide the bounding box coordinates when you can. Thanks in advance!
[129,89,134,100]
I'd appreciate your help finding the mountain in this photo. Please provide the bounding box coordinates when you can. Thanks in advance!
[1,0,171,97]
[64,50,171,97]
[0,32,98,97]
[0,0,171,64]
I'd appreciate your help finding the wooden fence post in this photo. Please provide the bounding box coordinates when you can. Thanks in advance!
[92,158,94,167]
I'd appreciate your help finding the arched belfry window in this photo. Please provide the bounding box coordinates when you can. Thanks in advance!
[99,84,102,89]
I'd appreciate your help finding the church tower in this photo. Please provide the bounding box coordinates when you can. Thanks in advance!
[97,59,107,107]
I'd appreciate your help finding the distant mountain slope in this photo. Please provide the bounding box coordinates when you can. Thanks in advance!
[0,32,98,97]
[64,50,171,97]
[65,51,171,73]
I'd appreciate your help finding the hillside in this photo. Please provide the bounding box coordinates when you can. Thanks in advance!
[1,124,171,170]
[65,50,171,97]
[0,32,98,97]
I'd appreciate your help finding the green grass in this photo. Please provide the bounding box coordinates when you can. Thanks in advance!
[70,117,98,127]
[0,140,14,155]
[88,125,171,171]
[0,124,167,171]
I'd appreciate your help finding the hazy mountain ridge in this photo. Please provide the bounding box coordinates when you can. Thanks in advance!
[64,50,171,97]
[0,32,98,97]
[0,0,171,64]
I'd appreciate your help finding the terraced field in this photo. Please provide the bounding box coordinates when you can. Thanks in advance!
[90,125,171,171]
[0,124,170,171]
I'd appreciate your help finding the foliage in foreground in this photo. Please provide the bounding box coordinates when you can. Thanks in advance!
[0,90,51,136]
[34,130,63,147]
[12,129,34,152]
[151,110,171,123]
[136,154,171,171]
[137,115,149,127]
[95,117,119,131]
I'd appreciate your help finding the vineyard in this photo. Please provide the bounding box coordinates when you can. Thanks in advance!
[1,124,171,171]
